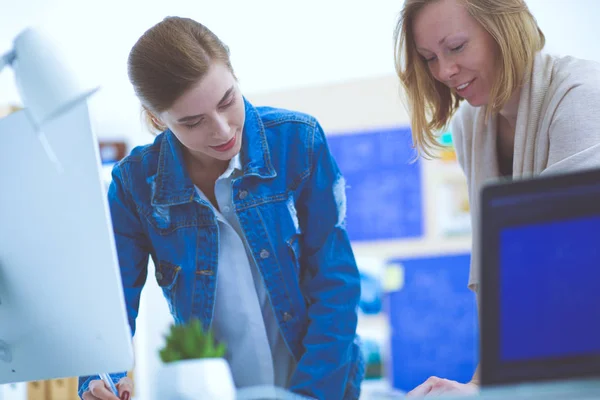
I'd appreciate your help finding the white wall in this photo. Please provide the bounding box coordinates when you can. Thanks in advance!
[2,0,599,147]
[0,0,403,147]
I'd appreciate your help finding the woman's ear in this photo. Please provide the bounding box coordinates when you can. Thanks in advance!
[149,113,166,130]
[143,108,167,133]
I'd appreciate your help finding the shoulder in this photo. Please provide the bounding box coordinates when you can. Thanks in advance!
[543,52,600,125]
[250,105,332,181]
[112,133,164,184]
[545,52,600,106]
[255,105,318,129]
[539,53,600,169]
[550,53,600,87]
[254,105,327,151]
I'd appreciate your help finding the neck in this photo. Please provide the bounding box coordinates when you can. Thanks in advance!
[184,150,229,180]
[498,88,521,129]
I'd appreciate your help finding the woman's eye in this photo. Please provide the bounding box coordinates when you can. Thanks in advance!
[185,120,202,129]
[219,97,236,110]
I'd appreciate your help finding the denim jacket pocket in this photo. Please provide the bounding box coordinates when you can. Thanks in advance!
[143,203,204,236]
[156,260,182,316]
[156,260,182,289]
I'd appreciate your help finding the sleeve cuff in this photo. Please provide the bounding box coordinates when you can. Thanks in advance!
[78,372,127,399]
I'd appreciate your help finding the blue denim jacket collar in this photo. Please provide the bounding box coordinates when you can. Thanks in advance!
[151,97,276,207]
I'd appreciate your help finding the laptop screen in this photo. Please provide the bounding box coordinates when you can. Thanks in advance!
[500,216,600,362]
[480,170,600,386]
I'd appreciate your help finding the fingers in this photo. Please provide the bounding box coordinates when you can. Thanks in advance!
[87,379,121,400]
[407,377,479,398]
[82,391,98,400]
[406,376,441,397]
[117,377,134,400]
[428,381,454,397]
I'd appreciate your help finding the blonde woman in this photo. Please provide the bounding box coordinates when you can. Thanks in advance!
[395,0,600,397]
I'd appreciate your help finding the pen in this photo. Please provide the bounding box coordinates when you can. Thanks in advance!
[99,372,119,397]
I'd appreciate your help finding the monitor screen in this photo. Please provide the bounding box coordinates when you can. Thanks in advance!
[0,104,133,384]
[499,215,600,362]
[480,171,600,386]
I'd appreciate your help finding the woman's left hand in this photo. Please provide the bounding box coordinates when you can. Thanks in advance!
[406,376,478,397]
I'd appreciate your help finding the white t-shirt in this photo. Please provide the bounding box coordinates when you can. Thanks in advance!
[195,154,295,388]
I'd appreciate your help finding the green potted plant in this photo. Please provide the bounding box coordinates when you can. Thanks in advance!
[157,318,234,400]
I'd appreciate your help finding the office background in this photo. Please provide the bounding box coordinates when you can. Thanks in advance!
[2,1,600,399]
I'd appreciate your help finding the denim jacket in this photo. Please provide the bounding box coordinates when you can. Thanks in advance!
[79,99,364,399]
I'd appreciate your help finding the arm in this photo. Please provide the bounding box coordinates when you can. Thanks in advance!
[544,82,600,175]
[469,287,481,385]
[288,122,361,400]
[78,164,151,398]
[449,107,482,385]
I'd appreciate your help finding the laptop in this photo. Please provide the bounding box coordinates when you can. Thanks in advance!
[471,169,600,399]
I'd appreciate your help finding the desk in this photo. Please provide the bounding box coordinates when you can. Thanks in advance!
[234,381,406,400]
[236,386,312,399]
[411,379,600,400]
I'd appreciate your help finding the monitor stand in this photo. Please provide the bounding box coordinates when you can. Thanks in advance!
[0,262,10,365]
[0,341,10,364]
[0,263,3,400]
[0,264,13,376]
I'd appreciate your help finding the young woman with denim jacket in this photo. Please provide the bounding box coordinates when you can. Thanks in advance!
[79,16,364,400]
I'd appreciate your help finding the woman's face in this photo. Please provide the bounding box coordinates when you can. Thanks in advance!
[158,62,245,165]
[412,0,499,107]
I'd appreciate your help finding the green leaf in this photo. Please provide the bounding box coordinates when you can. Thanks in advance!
[158,318,227,363]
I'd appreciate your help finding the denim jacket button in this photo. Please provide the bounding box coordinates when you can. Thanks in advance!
[238,190,248,200]
[260,249,270,259]
[156,272,163,280]
[283,312,293,322]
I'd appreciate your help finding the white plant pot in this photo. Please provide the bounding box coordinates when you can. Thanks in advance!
[157,358,235,400]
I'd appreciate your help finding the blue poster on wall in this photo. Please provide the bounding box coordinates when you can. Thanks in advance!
[385,253,479,392]
[326,126,422,241]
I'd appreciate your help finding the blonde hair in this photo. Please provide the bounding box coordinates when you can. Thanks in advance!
[394,0,545,158]
[128,17,235,134]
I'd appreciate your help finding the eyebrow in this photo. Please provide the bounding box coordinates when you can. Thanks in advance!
[417,33,465,54]
[176,85,235,123]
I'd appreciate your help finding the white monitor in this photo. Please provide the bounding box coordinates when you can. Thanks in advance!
[0,102,133,384]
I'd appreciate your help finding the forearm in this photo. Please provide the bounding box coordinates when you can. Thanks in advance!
[289,247,360,398]
[289,309,358,399]
[470,364,480,385]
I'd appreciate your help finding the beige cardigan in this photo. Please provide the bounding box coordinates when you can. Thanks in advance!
[451,51,600,291]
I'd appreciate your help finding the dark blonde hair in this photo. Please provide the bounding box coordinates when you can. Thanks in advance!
[394,0,545,158]
[127,16,234,134]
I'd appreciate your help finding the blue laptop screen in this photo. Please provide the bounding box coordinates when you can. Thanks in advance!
[499,215,600,362]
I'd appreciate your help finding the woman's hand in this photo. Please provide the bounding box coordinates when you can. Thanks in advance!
[81,377,133,400]
[406,376,478,397]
